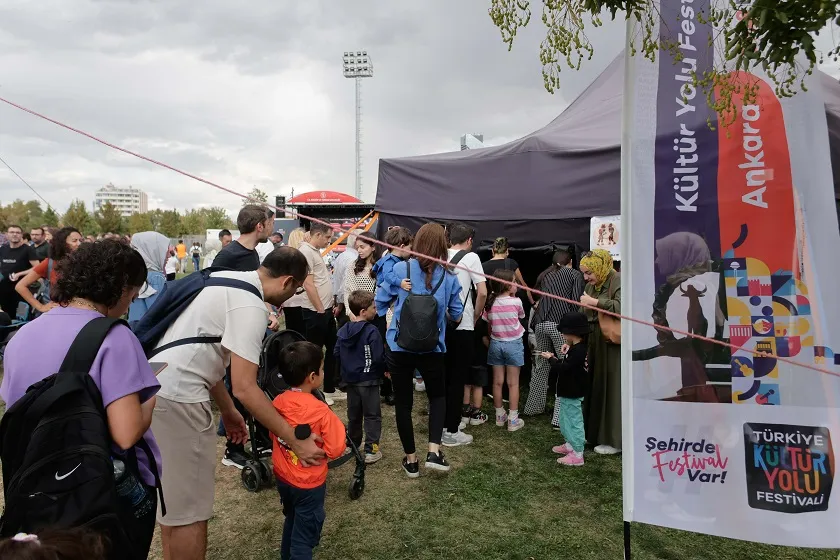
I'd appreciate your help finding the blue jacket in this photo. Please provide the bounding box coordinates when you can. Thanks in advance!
[372,253,403,288]
[334,320,385,384]
[375,259,463,354]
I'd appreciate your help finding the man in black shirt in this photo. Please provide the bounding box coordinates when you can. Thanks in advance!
[213,205,279,469]
[28,226,49,262]
[0,225,35,316]
[213,206,273,272]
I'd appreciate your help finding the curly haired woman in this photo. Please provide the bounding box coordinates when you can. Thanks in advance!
[0,239,163,558]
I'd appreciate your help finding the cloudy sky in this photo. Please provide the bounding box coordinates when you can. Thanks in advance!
[0,1,837,219]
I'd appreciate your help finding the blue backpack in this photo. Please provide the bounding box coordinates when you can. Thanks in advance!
[132,268,262,357]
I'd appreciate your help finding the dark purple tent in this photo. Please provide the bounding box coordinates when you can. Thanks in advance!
[375,54,840,249]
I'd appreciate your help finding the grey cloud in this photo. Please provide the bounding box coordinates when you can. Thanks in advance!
[0,0,728,220]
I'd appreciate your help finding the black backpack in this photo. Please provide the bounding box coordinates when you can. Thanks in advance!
[395,260,447,353]
[132,267,262,357]
[0,317,163,559]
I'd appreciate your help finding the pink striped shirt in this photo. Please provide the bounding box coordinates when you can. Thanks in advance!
[482,296,526,341]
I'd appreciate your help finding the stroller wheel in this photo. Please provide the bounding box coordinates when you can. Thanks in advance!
[349,474,365,500]
[241,461,263,493]
[259,457,274,487]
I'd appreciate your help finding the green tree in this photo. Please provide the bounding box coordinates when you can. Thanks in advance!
[201,206,233,229]
[127,212,155,234]
[158,210,182,238]
[42,206,60,227]
[94,201,124,234]
[243,187,268,206]
[63,199,95,234]
[488,0,840,125]
[0,199,43,230]
[181,209,205,235]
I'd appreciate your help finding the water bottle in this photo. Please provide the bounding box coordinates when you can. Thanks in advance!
[112,458,155,519]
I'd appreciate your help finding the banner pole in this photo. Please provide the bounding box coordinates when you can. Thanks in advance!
[620,7,637,547]
[623,521,632,560]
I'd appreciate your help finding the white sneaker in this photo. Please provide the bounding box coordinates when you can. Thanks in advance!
[459,417,468,431]
[323,390,347,401]
[414,380,426,392]
[594,445,621,455]
[325,396,335,406]
[441,430,474,447]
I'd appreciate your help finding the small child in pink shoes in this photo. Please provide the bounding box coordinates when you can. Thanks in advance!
[541,312,589,467]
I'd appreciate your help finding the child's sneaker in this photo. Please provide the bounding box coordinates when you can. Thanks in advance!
[558,452,585,467]
[402,457,420,478]
[425,451,451,472]
[365,444,382,464]
[552,443,574,455]
[507,417,525,432]
[469,409,488,426]
[495,411,508,427]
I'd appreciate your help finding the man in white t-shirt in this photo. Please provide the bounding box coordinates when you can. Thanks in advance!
[298,222,342,401]
[443,222,488,447]
[151,247,315,560]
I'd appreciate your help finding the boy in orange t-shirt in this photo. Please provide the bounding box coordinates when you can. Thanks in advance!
[272,341,346,560]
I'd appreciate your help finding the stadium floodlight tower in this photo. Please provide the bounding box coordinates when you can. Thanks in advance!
[342,50,373,202]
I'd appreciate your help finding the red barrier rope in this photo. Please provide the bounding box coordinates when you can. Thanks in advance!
[1,95,838,379]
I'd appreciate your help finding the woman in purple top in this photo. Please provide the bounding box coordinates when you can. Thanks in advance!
[1,239,162,558]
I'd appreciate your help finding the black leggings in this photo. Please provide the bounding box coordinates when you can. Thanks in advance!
[373,315,392,397]
[387,351,446,455]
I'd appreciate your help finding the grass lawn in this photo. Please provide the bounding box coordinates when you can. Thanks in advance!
[138,395,837,560]
[0,317,835,558]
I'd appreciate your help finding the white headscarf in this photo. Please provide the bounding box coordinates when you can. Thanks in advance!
[131,231,170,298]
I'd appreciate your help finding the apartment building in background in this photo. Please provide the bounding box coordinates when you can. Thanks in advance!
[94,183,148,216]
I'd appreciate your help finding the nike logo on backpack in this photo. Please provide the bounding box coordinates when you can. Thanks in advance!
[55,463,81,481]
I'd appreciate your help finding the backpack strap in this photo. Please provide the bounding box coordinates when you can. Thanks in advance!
[147,277,262,358]
[59,317,128,373]
[407,260,446,295]
[47,258,53,281]
[448,250,474,305]
[25,318,125,425]
[430,265,446,295]
[134,437,166,517]
[204,277,262,300]
[147,336,223,358]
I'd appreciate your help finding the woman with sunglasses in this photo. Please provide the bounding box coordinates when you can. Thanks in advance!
[579,249,622,455]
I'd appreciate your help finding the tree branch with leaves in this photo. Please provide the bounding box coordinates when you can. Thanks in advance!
[489,0,840,126]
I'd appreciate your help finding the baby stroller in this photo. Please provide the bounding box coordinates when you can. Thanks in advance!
[239,330,366,500]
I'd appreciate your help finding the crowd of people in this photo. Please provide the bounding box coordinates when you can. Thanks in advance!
[0,207,622,560]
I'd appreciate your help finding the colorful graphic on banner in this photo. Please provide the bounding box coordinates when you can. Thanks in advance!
[624,0,840,548]
[590,215,621,260]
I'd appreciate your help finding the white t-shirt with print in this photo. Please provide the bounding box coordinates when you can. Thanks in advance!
[154,270,268,403]
[447,249,485,331]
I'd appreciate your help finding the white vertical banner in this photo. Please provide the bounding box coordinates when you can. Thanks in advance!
[622,0,840,547]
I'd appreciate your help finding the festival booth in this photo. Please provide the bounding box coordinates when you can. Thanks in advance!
[284,190,377,253]
[374,54,840,258]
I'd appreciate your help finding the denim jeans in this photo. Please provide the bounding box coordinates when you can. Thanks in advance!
[276,480,326,560]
